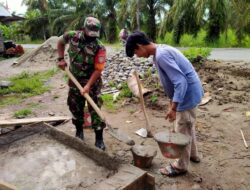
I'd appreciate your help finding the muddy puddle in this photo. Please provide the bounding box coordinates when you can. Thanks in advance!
[0,134,112,190]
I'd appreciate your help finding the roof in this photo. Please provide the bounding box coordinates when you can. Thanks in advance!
[0,15,24,23]
[0,5,24,24]
[0,4,11,17]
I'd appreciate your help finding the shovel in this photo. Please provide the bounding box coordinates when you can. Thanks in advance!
[133,71,153,137]
[65,67,135,146]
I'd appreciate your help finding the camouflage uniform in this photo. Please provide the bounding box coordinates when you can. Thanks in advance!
[61,30,106,130]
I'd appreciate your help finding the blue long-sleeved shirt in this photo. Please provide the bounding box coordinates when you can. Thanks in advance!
[154,45,204,111]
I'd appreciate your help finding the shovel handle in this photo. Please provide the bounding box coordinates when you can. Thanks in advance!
[133,71,152,135]
[64,67,105,121]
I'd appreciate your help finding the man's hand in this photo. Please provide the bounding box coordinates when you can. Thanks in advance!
[165,109,176,122]
[57,59,67,70]
[80,84,91,96]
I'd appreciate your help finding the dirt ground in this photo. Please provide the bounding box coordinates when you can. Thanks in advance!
[0,47,250,190]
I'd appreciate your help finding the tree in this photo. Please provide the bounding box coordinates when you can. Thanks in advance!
[102,0,118,43]
[163,0,230,44]
[204,0,229,43]
[230,0,250,44]
[49,0,102,36]
[164,0,201,44]
[22,0,48,13]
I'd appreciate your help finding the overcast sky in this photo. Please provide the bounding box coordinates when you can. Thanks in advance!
[1,0,27,15]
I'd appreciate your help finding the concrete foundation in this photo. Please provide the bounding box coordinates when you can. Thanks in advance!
[0,123,155,190]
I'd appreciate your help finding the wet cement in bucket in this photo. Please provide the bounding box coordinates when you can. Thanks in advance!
[0,134,113,190]
[154,131,190,159]
[154,131,190,145]
[131,145,157,157]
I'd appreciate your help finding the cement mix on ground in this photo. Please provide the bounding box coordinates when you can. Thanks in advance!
[0,133,112,190]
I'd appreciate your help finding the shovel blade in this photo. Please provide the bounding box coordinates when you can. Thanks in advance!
[135,128,148,138]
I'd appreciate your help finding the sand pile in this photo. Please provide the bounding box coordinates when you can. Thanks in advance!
[14,36,60,70]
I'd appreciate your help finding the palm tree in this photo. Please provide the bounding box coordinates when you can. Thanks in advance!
[22,0,48,13]
[23,9,48,40]
[230,0,250,44]
[22,0,49,40]
[163,0,201,44]
[144,0,167,41]
[202,0,229,43]
[116,0,130,29]
[136,0,140,30]
[49,0,102,36]
[102,0,118,43]
[162,0,230,44]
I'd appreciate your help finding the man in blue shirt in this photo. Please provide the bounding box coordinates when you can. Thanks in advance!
[126,31,204,177]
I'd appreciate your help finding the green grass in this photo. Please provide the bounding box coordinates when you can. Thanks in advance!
[14,108,32,118]
[0,96,24,107]
[157,29,250,48]
[101,82,134,111]
[150,95,158,104]
[119,82,133,98]
[0,69,57,107]
[101,94,117,111]
[182,47,211,63]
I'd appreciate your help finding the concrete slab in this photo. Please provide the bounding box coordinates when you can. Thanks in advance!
[0,124,155,190]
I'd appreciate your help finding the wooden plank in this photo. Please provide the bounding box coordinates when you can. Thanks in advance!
[0,116,71,127]
[0,180,20,190]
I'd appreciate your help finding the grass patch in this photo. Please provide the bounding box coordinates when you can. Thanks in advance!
[157,29,250,48]
[26,102,40,108]
[0,69,57,107]
[101,82,133,111]
[182,47,211,63]
[101,94,117,111]
[0,69,57,95]
[0,96,24,107]
[13,108,32,118]
[150,94,158,104]
[119,82,133,98]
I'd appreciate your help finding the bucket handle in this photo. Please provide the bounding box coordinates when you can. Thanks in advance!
[169,121,176,142]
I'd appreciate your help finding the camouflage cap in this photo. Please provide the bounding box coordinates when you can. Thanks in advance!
[84,17,101,37]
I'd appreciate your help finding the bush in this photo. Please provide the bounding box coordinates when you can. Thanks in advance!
[157,29,250,48]
[182,47,211,64]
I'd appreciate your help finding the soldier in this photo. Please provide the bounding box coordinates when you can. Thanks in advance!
[57,17,106,151]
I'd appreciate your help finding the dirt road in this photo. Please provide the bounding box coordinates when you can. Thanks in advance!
[0,48,250,190]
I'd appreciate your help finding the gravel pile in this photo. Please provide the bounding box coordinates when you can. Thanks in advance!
[102,50,157,89]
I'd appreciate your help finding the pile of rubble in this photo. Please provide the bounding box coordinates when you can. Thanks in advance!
[102,50,157,89]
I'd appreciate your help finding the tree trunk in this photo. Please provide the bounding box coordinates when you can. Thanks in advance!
[107,11,117,43]
[136,0,140,30]
[147,0,156,41]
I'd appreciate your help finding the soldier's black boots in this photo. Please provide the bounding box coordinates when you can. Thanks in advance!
[75,125,84,140]
[95,129,105,151]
